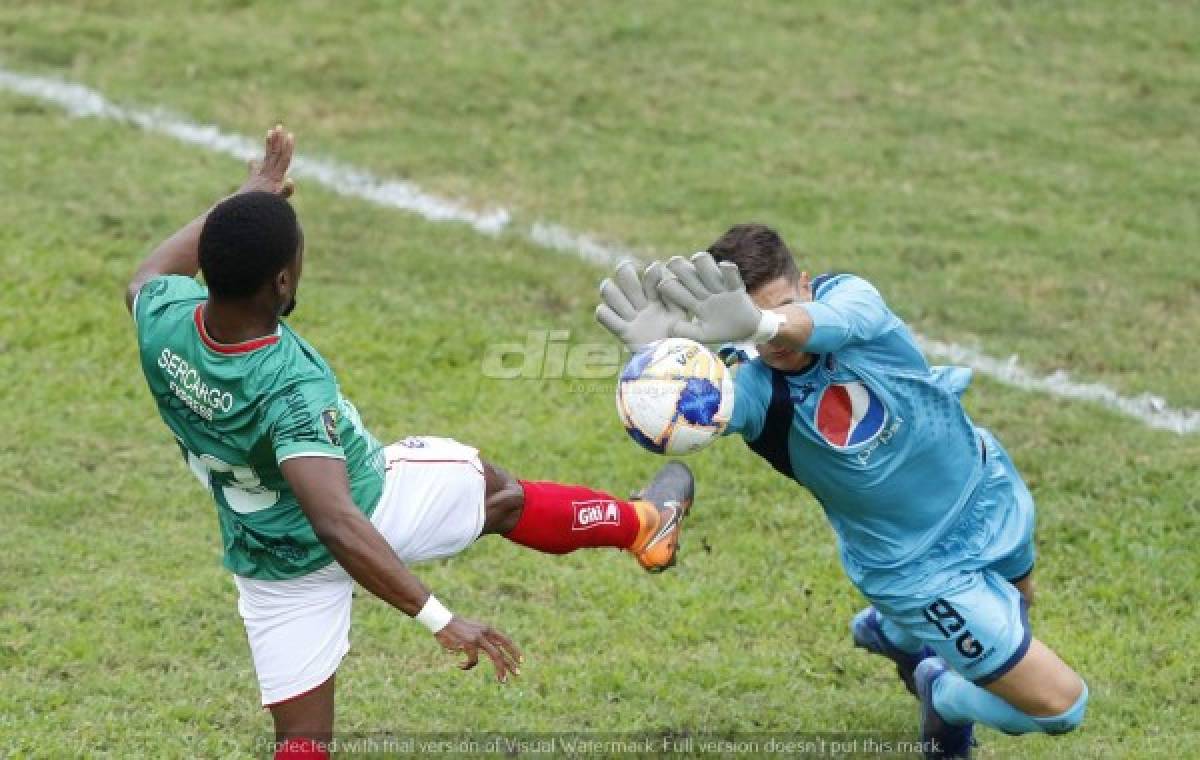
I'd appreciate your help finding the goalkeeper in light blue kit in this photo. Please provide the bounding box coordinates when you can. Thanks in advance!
[595,225,1087,759]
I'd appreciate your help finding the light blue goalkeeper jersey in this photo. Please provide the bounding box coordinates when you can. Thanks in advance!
[723,274,990,582]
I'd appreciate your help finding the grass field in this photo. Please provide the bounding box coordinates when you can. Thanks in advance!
[2,1,1198,757]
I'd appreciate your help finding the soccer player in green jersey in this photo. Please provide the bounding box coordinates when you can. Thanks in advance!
[126,125,694,759]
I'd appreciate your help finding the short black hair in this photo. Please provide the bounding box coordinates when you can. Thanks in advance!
[198,192,300,300]
[707,223,800,292]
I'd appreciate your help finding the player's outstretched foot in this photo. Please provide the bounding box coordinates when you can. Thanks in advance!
[914,657,975,759]
[629,461,694,573]
[851,606,934,696]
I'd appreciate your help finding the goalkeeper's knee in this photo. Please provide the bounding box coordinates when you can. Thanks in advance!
[1032,681,1089,735]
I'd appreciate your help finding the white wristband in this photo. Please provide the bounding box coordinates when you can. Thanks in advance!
[415,594,454,634]
[752,310,786,343]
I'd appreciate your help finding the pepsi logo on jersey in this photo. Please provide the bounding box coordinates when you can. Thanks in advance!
[815,381,888,448]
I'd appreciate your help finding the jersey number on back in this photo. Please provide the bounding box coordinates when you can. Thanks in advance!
[186,450,280,514]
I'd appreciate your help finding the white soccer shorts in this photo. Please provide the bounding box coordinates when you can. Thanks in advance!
[234,436,487,706]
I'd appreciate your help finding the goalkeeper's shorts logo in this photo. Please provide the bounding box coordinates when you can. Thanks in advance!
[572,500,621,531]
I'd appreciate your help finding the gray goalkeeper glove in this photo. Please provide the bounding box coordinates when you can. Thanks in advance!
[595,260,687,350]
[657,252,786,344]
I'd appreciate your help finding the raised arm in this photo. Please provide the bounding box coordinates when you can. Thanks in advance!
[655,253,890,354]
[124,124,296,312]
[282,456,522,682]
[793,274,891,354]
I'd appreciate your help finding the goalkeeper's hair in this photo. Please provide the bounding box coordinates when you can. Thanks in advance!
[199,192,300,300]
[707,223,800,292]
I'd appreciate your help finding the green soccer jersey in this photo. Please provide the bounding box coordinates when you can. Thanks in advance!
[133,275,386,580]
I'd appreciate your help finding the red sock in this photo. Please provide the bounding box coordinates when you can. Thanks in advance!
[274,738,329,760]
[505,481,642,554]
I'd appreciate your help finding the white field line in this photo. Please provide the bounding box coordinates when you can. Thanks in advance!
[0,69,510,235]
[2,67,1196,435]
[916,337,1199,434]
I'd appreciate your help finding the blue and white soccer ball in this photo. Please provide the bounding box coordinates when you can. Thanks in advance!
[616,338,735,455]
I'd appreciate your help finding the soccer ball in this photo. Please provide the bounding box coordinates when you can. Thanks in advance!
[616,338,735,455]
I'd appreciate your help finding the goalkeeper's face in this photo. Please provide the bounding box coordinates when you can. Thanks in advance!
[751,275,812,372]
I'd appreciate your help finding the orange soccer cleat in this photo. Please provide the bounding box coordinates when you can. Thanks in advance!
[628,461,695,573]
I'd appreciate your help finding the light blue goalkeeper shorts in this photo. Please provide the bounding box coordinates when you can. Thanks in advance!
[857,430,1037,685]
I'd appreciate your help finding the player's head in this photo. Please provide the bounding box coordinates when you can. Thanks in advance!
[708,223,811,372]
[199,192,304,318]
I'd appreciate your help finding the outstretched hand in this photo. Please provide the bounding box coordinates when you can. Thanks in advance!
[657,252,779,344]
[434,616,523,684]
[595,259,687,350]
[239,123,296,198]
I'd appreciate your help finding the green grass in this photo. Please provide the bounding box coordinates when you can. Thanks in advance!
[1,1,1198,757]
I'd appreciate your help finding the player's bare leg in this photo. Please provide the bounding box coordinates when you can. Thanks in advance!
[915,640,1086,758]
[479,462,525,535]
[479,459,693,572]
[982,639,1083,717]
[268,674,335,759]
